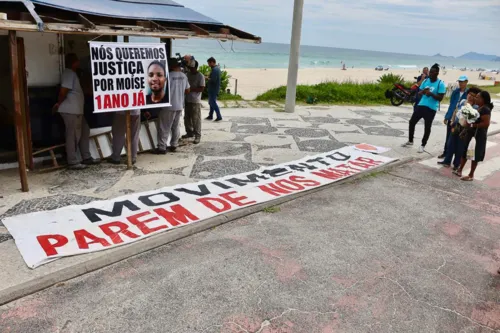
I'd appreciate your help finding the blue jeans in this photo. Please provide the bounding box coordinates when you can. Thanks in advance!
[208,92,221,120]
[443,130,465,168]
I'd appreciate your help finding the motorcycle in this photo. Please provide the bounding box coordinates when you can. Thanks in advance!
[384,81,419,107]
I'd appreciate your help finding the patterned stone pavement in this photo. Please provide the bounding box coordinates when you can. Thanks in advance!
[1,103,499,240]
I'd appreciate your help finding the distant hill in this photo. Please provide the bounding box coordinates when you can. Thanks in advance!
[433,53,454,58]
[458,52,498,61]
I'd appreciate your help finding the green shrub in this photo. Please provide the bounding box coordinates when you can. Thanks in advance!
[218,92,243,101]
[377,73,405,84]
[256,81,395,105]
[198,65,232,98]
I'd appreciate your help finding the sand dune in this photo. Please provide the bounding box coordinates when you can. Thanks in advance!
[225,68,497,100]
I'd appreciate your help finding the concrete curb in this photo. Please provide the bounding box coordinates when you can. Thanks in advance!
[0,156,414,305]
[488,129,500,137]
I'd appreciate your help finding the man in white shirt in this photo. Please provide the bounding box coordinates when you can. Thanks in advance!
[183,60,205,144]
[154,58,190,154]
[53,53,99,169]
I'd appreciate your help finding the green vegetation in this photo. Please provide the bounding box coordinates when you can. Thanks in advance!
[197,64,241,101]
[256,81,396,105]
[218,92,243,101]
[377,73,405,85]
[478,85,500,95]
[263,206,281,214]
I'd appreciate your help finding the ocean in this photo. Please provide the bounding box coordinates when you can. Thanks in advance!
[172,39,499,71]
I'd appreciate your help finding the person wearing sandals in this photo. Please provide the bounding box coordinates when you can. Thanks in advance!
[456,91,494,181]
[438,87,482,170]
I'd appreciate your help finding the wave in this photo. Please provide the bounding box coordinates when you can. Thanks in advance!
[396,65,418,69]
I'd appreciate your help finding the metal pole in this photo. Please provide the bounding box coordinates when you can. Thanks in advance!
[235,78,238,95]
[284,0,304,113]
[9,31,29,191]
[124,36,133,169]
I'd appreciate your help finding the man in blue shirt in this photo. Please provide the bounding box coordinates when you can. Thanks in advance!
[205,57,222,121]
[438,75,468,158]
[402,63,446,153]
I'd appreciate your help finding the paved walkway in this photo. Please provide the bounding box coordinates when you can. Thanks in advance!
[4,103,500,223]
[2,135,500,333]
[1,104,499,309]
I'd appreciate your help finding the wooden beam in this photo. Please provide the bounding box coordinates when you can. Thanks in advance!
[0,20,261,43]
[124,35,133,170]
[78,14,96,29]
[8,30,29,192]
[189,24,209,36]
[17,37,34,170]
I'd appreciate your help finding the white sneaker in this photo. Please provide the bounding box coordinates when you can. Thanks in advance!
[401,141,414,148]
[418,146,425,153]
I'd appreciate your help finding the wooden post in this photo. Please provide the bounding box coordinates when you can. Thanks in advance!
[18,37,34,170]
[9,31,29,192]
[235,78,238,95]
[124,36,133,169]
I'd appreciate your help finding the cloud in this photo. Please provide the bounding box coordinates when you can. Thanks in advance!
[180,0,500,56]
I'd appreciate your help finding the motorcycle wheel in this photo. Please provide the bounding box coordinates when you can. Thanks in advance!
[390,94,405,107]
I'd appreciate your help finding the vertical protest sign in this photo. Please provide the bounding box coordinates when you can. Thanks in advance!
[89,41,171,113]
[89,41,170,168]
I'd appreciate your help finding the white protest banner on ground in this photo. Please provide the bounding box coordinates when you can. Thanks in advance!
[353,143,391,155]
[89,42,170,113]
[2,146,396,269]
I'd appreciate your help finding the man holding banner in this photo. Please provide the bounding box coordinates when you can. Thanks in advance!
[154,58,190,154]
[89,41,172,161]
[107,110,141,165]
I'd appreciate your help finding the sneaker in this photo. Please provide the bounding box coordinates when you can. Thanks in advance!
[418,146,425,153]
[82,158,100,165]
[401,141,414,148]
[205,117,213,120]
[214,118,223,122]
[437,161,450,167]
[182,134,194,139]
[193,137,201,144]
[106,157,121,165]
[68,163,87,170]
[153,148,167,155]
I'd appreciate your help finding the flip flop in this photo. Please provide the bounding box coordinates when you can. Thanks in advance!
[460,176,474,181]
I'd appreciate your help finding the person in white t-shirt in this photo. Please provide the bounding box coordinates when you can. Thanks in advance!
[154,58,190,154]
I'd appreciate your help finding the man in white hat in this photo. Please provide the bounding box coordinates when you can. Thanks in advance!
[438,75,469,159]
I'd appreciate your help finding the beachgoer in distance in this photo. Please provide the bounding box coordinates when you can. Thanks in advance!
[402,63,446,153]
[438,75,469,159]
[456,91,494,181]
[205,57,222,121]
[183,60,205,144]
[438,86,481,170]
[154,58,190,154]
[146,60,169,105]
[53,53,99,170]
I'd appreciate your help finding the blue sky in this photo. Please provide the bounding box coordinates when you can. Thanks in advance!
[181,0,500,56]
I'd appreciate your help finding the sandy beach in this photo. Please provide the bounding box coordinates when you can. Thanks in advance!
[226,68,497,100]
